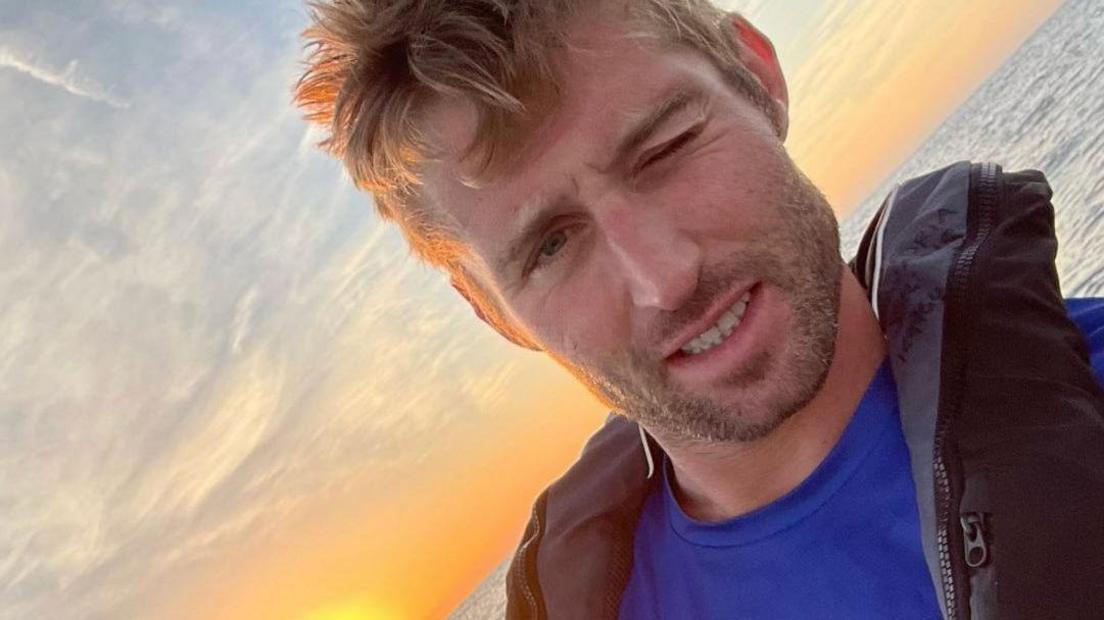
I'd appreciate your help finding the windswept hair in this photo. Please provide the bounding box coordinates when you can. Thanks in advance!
[294,0,778,266]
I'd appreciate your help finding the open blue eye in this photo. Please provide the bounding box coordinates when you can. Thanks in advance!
[539,231,568,258]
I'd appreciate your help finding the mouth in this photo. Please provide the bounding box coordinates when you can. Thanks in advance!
[665,282,759,359]
[663,282,769,377]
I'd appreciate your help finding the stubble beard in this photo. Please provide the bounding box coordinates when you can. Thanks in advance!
[565,167,843,444]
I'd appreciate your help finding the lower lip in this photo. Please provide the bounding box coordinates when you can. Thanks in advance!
[665,283,766,380]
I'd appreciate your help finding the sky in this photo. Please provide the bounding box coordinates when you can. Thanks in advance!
[0,0,1063,618]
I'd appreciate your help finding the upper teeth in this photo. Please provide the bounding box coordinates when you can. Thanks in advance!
[681,292,751,356]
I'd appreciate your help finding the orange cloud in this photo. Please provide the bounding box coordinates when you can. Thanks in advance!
[147,360,607,619]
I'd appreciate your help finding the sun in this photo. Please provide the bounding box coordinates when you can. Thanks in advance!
[298,599,404,620]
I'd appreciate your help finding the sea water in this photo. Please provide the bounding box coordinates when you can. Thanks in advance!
[840,0,1104,295]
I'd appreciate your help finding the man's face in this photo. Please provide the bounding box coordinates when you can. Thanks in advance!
[421,15,843,443]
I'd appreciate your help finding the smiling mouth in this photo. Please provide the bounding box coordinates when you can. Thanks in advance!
[679,290,751,355]
[664,282,760,361]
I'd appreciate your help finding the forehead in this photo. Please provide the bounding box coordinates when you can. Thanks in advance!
[416,12,719,268]
[422,21,684,157]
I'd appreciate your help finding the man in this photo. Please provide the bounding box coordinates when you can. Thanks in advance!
[295,0,1104,617]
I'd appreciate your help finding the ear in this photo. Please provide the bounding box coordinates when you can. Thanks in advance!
[726,14,790,140]
[450,274,541,351]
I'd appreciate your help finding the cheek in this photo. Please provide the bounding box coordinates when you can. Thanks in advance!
[656,163,755,235]
[520,267,629,360]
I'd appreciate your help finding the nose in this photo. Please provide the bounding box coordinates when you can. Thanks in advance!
[599,203,702,311]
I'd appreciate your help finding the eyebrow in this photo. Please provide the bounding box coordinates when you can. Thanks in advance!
[494,86,705,276]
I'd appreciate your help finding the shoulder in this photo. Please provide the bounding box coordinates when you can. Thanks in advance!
[505,414,658,617]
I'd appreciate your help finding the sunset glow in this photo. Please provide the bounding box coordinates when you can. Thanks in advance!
[785,0,1065,212]
[0,0,1066,618]
[300,600,400,620]
[160,2,1065,617]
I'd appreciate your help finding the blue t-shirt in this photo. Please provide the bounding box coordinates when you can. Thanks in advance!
[619,298,1104,620]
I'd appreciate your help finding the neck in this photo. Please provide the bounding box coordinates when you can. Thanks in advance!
[652,271,885,522]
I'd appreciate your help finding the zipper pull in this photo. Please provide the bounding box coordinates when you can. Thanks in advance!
[960,512,990,568]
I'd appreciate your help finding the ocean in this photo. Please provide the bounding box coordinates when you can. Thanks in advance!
[451,0,1104,615]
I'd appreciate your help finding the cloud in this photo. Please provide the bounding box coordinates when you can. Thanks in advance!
[0,3,536,617]
[0,47,130,109]
[8,1,1074,618]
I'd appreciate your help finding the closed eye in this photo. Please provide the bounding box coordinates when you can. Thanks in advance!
[636,129,699,172]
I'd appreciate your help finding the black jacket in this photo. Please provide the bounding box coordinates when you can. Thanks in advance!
[505,163,1104,620]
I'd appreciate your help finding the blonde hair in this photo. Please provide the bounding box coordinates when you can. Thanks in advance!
[294,0,779,267]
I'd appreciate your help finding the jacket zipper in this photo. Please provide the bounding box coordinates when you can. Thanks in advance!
[934,453,958,618]
[935,162,1000,619]
[960,513,990,568]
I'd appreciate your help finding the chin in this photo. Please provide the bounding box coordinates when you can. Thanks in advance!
[659,315,838,444]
